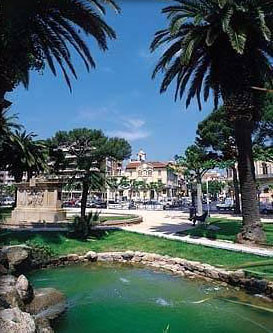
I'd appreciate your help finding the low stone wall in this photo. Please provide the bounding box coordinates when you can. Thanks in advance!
[32,251,273,300]
[1,214,143,230]
[1,246,273,332]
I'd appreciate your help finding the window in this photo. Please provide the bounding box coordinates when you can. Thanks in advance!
[262,163,268,175]
[143,170,147,176]
[130,171,132,176]
[148,170,152,176]
[158,170,161,176]
[138,170,142,176]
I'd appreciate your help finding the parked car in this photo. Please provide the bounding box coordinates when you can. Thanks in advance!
[260,203,273,215]
[62,200,75,208]
[108,201,122,209]
[93,200,107,208]
[0,197,15,206]
[216,198,235,211]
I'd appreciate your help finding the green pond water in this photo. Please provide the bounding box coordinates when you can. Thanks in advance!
[28,263,273,333]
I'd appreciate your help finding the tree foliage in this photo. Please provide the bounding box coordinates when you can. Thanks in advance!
[47,128,131,222]
[0,0,119,96]
[1,130,48,182]
[151,0,273,116]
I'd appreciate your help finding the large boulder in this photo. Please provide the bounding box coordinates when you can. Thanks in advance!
[0,307,36,333]
[35,317,54,333]
[1,245,32,273]
[0,275,23,309]
[26,288,65,320]
[16,275,34,304]
[0,249,9,272]
[84,251,98,261]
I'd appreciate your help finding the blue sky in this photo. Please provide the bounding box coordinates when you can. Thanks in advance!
[8,0,214,161]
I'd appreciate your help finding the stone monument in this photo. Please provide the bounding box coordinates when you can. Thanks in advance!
[9,178,66,225]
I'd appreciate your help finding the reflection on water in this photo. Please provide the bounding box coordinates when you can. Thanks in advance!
[28,263,273,333]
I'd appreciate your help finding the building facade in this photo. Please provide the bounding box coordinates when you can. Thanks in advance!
[227,161,273,204]
[116,150,180,202]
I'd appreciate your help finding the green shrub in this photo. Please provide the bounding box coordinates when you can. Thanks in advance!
[25,240,56,261]
[71,211,100,239]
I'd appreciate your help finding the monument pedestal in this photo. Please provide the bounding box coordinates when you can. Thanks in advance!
[9,178,66,224]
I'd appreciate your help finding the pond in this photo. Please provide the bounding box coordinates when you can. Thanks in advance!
[29,263,273,333]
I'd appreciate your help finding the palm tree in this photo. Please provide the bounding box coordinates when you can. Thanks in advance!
[0,109,22,169]
[0,0,119,114]
[0,109,22,137]
[107,177,120,201]
[151,0,273,243]
[2,131,48,182]
[150,181,165,201]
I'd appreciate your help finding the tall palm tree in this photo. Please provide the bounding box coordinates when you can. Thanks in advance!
[151,0,273,243]
[0,0,119,114]
[2,131,48,182]
[0,109,22,171]
[0,109,22,137]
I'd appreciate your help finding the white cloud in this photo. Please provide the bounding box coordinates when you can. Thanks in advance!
[107,116,150,141]
[107,129,150,141]
[123,118,145,129]
[76,105,150,142]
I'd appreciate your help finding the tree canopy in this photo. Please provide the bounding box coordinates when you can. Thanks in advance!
[47,128,131,220]
[0,0,119,114]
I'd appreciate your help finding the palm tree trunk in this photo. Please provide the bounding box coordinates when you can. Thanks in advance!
[196,178,203,216]
[234,119,265,243]
[232,165,241,214]
[81,180,89,220]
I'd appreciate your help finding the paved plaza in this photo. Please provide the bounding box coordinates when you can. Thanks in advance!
[91,208,273,257]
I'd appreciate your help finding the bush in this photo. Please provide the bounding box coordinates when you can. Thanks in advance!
[71,211,100,239]
[25,240,56,261]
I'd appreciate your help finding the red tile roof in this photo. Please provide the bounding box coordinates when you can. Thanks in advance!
[126,161,169,169]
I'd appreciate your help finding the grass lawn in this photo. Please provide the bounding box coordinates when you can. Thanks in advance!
[1,229,273,280]
[179,217,273,246]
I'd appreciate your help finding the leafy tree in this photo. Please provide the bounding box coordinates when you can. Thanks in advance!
[0,0,119,117]
[196,107,241,213]
[176,145,216,215]
[48,128,131,220]
[255,92,273,146]
[151,0,273,243]
[201,180,225,201]
[197,107,273,214]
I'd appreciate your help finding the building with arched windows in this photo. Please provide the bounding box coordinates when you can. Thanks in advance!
[122,150,180,201]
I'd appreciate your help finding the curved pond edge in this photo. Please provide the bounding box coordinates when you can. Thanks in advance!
[32,250,273,301]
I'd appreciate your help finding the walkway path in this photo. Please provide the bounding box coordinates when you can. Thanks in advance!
[99,209,273,257]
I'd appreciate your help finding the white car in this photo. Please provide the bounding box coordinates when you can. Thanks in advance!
[108,201,122,209]
[0,197,15,206]
[216,198,234,211]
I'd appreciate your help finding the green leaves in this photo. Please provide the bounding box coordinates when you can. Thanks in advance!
[151,0,273,110]
[226,27,247,54]
[1,0,118,92]
[177,144,217,178]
